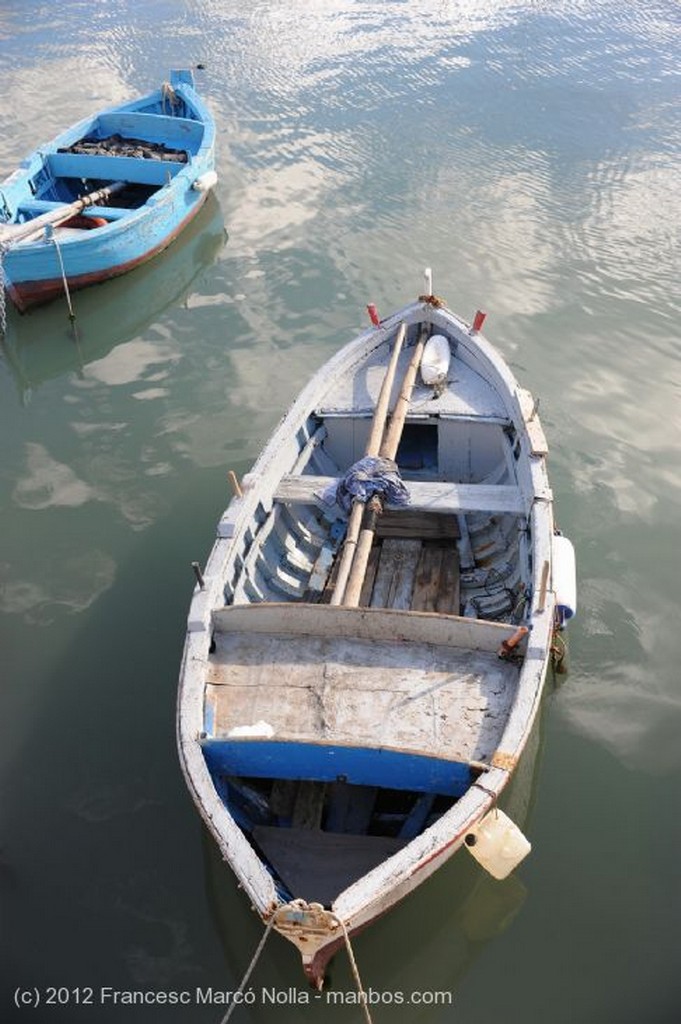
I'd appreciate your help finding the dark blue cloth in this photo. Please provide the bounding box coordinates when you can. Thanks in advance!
[323,456,410,513]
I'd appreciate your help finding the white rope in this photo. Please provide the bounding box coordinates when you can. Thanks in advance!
[0,242,8,335]
[218,916,276,1024]
[161,81,178,115]
[340,920,374,1024]
[48,230,76,324]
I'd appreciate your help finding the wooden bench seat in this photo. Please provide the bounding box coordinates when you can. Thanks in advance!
[274,473,525,516]
[48,151,183,186]
[18,200,131,221]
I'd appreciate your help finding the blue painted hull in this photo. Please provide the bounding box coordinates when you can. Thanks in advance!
[0,70,216,311]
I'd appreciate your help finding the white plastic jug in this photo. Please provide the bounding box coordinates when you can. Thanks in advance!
[464,808,531,880]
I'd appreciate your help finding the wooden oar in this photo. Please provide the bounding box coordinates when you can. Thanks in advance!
[0,181,126,246]
[330,321,407,606]
[342,323,429,607]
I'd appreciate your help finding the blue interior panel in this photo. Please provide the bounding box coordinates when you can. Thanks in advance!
[201,739,472,797]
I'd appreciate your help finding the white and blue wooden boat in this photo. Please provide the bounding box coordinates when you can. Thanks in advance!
[177,277,576,986]
[0,69,216,311]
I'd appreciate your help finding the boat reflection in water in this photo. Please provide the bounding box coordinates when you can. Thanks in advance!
[201,708,546,1020]
[1,193,225,402]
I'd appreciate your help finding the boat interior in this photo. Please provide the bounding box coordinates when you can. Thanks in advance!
[200,321,533,905]
[15,96,204,227]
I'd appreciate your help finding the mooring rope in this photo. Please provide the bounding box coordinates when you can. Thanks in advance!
[48,229,76,325]
[0,242,8,335]
[218,916,276,1024]
[161,80,178,115]
[340,920,374,1024]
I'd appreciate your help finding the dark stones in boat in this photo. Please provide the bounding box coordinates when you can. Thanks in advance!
[59,134,188,163]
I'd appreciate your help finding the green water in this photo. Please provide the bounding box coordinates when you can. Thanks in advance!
[1,2,679,1021]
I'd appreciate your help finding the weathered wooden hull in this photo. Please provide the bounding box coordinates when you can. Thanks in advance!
[177,292,563,983]
[1,70,216,311]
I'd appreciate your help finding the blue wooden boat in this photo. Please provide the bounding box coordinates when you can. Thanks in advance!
[0,69,216,312]
[2,195,225,401]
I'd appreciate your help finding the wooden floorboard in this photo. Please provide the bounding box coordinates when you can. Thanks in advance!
[371,538,421,610]
[437,546,460,615]
[376,509,460,540]
[411,542,444,613]
[359,544,381,607]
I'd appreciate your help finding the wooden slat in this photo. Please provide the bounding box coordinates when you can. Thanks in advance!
[411,543,445,613]
[370,539,421,610]
[376,509,460,539]
[437,546,461,615]
[358,544,381,607]
[211,601,517,651]
[292,781,327,829]
[274,474,525,515]
[303,540,336,599]
[399,793,436,840]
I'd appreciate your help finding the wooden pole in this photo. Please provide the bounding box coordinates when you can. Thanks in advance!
[537,559,550,613]
[379,324,429,462]
[0,181,126,246]
[343,324,429,608]
[365,321,408,458]
[227,470,243,498]
[330,322,407,606]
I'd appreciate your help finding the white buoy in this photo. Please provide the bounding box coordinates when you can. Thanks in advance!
[552,533,577,624]
[192,170,218,192]
[464,808,531,879]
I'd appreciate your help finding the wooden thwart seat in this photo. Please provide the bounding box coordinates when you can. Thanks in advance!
[205,604,520,765]
[48,151,184,186]
[18,200,130,221]
[274,473,525,516]
[211,601,516,651]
